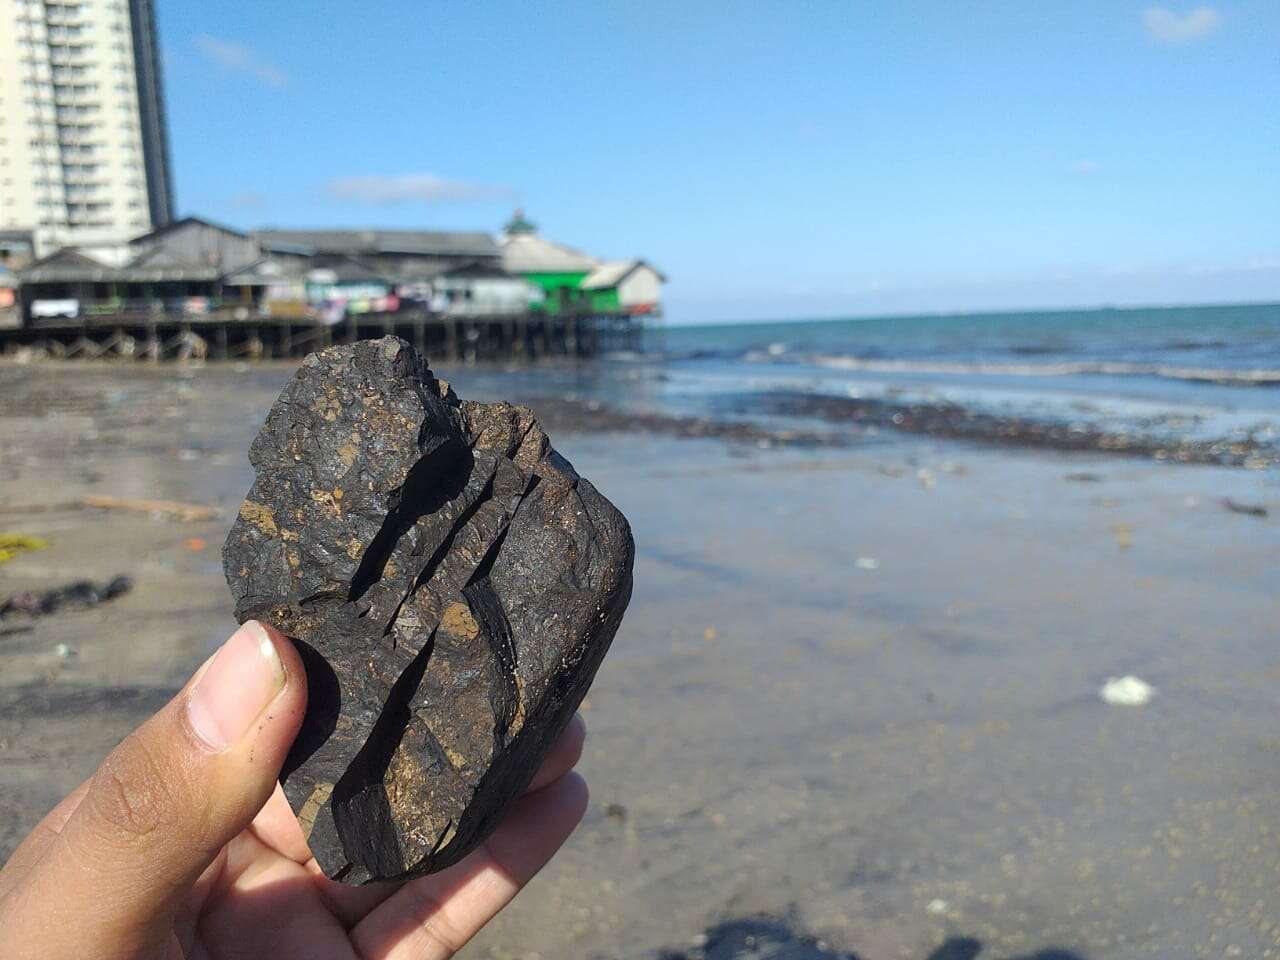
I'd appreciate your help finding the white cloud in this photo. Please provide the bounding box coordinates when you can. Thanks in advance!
[1143,6,1221,44]
[195,35,288,88]
[1185,255,1280,276]
[1070,160,1102,175]
[324,173,515,205]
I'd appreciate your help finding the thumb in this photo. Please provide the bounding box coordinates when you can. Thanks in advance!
[6,620,306,960]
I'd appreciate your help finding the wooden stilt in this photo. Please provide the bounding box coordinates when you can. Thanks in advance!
[445,318,458,361]
[0,308,642,364]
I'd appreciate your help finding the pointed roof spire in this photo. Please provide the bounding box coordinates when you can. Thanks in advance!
[503,208,538,236]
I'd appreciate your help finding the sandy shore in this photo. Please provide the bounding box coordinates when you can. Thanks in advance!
[1,360,1278,959]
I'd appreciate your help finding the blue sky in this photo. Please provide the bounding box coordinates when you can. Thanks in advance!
[161,1,1279,323]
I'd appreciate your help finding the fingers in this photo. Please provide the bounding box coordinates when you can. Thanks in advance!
[0,621,306,960]
[0,781,91,899]
[239,712,581,872]
[350,771,589,960]
[527,713,586,793]
[247,783,313,865]
[308,713,590,931]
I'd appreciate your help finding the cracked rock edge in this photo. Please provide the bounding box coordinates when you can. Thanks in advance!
[222,337,634,884]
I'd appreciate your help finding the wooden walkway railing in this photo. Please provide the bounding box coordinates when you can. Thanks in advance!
[0,309,648,363]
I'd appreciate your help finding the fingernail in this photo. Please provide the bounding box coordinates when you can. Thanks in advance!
[186,621,286,752]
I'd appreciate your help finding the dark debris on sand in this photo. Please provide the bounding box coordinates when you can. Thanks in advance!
[750,391,1279,468]
[654,917,1086,960]
[0,575,132,619]
[530,397,847,449]
[508,392,1279,468]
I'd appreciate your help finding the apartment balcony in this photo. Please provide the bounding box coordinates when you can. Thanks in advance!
[53,91,99,107]
[47,51,92,67]
[43,16,88,30]
[55,130,99,146]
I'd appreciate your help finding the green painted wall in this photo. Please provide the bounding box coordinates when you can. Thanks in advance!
[585,287,620,311]
[523,271,589,312]
[524,271,588,293]
[519,271,627,313]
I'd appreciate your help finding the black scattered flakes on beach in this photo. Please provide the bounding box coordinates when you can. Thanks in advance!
[658,917,856,960]
[0,680,174,718]
[0,575,132,619]
[530,397,847,448]
[1220,497,1268,518]
[507,392,1280,468]
[656,918,1087,960]
[750,391,1280,468]
[605,802,629,823]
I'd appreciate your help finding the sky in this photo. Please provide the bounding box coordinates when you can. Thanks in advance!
[160,1,1279,324]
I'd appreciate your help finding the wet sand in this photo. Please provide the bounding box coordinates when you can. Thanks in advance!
[1,361,1278,959]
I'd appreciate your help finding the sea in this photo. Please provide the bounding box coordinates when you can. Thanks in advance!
[589,302,1280,466]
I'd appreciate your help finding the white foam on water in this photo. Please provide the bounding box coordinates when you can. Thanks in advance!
[797,355,1280,386]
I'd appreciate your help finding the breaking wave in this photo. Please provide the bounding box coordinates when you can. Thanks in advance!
[783,354,1280,386]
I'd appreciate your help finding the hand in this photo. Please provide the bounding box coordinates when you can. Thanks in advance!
[0,621,588,959]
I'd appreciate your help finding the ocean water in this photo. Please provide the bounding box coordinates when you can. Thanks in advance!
[657,303,1280,385]
[613,304,1280,459]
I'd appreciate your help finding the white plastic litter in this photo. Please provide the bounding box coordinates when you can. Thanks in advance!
[855,557,880,570]
[1100,675,1154,706]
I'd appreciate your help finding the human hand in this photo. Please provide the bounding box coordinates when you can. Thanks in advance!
[0,621,588,959]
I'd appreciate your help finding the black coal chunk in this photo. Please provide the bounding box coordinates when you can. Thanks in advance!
[222,337,633,884]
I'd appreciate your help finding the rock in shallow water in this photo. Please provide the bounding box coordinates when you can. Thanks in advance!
[223,337,633,884]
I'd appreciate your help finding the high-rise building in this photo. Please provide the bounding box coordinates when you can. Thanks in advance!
[0,0,174,255]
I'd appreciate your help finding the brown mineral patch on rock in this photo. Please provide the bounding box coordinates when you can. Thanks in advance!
[239,500,277,535]
[298,782,334,840]
[441,601,480,640]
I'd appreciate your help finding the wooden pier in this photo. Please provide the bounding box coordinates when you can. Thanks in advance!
[0,309,646,363]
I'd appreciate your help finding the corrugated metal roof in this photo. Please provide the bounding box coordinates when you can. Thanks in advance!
[253,229,498,258]
[221,257,290,286]
[371,256,467,282]
[129,215,248,245]
[500,233,599,273]
[581,260,637,290]
[20,246,225,282]
[306,255,391,284]
[21,264,224,283]
[581,259,666,289]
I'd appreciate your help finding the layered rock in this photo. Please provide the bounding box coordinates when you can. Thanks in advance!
[223,337,633,883]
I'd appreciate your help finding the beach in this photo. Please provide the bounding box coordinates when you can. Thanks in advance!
[1,342,1278,958]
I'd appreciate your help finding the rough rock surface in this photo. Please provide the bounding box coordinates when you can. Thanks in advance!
[223,337,633,884]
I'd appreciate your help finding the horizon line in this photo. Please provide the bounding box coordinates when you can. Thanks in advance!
[667,298,1280,328]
